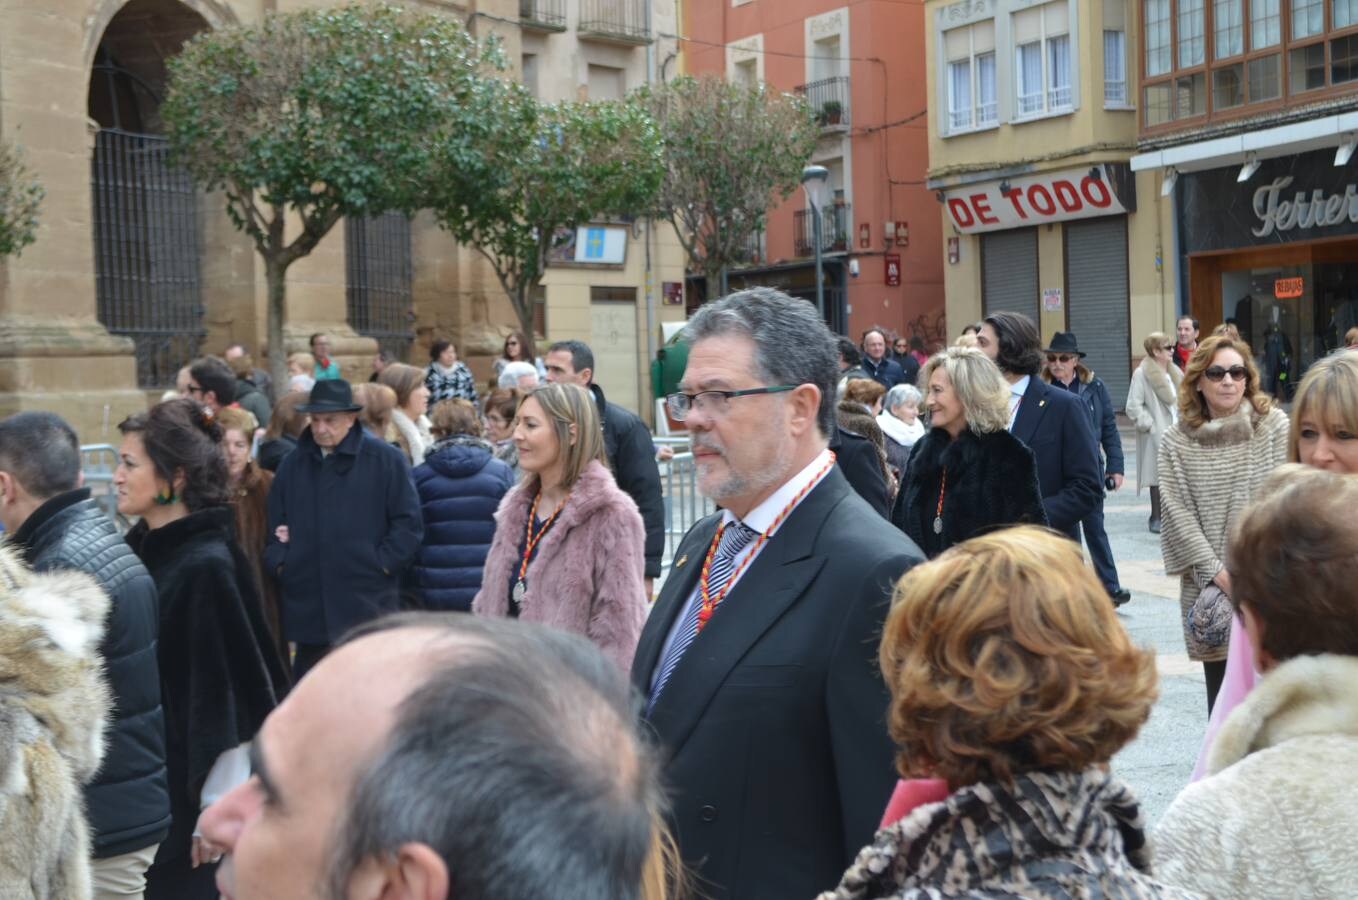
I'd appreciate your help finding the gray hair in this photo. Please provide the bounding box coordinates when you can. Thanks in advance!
[0,412,81,500]
[327,614,663,900]
[919,345,1010,434]
[497,360,539,389]
[682,287,839,437]
[884,383,921,411]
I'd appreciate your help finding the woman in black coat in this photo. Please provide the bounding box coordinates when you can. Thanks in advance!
[891,346,1047,557]
[116,399,287,899]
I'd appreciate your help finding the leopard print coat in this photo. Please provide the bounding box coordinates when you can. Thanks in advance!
[818,769,1201,899]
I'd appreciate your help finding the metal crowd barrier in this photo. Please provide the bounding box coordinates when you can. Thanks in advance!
[80,443,125,526]
[659,449,715,576]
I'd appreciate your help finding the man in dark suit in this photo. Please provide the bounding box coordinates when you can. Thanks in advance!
[635,287,922,900]
[977,311,1102,540]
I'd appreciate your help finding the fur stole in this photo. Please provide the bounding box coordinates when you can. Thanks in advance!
[391,408,433,465]
[0,543,111,899]
[1177,402,1257,446]
[1207,654,1358,775]
[1140,357,1182,408]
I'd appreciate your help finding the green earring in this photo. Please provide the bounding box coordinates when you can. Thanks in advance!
[153,487,178,506]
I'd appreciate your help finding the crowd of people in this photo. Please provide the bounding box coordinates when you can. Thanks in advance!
[0,290,1355,899]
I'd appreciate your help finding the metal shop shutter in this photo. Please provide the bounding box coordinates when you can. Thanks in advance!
[982,228,1040,322]
[1065,216,1131,410]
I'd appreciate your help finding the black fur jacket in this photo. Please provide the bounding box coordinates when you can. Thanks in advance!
[891,427,1048,558]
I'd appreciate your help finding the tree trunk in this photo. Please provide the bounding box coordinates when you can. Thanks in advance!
[704,263,724,305]
[266,254,290,402]
[512,282,535,346]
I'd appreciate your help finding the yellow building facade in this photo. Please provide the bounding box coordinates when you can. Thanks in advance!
[925,0,1180,407]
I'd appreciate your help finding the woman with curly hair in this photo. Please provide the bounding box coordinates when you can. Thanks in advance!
[820,526,1188,900]
[116,399,286,899]
[1158,333,1288,713]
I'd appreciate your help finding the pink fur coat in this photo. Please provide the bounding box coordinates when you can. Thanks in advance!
[473,459,646,670]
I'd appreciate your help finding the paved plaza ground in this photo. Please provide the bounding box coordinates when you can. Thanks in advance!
[1105,425,1207,825]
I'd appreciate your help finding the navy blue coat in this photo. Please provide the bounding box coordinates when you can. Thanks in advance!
[1011,376,1103,539]
[1049,370,1126,476]
[861,354,906,389]
[264,421,424,644]
[411,436,514,611]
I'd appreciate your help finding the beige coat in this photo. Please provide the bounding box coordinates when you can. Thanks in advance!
[1155,654,1358,898]
[1157,404,1288,662]
[1123,357,1182,491]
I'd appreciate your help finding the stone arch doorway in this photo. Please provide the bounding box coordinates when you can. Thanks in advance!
[87,0,211,388]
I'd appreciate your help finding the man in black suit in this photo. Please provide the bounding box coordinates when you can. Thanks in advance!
[977,311,1102,539]
[634,287,922,899]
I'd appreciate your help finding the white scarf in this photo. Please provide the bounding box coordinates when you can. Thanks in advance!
[877,409,925,447]
[430,360,459,378]
[391,409,432,465]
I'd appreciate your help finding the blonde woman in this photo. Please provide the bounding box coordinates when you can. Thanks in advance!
[890,346,1045,558]
[1124,332,1183,533]
[473,383,646,670]
[377,362,434,465]
[1158,333,1289,712]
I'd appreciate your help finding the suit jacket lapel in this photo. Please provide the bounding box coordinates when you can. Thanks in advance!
[631,516,717,690]
[643,471,850,755]
[1011,377,1050,445]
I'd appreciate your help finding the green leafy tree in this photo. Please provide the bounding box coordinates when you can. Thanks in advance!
[161,2,501,389]
[0,139,43,258]
[430,93,664,339]
[637,74,818,298]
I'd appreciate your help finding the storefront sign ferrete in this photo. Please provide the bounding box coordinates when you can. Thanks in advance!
[940,164,1136,235]
[1252,176,1358,238]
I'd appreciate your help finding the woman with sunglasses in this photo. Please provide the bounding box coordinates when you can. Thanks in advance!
[1158,333,1288,713]
[492,330,547,385]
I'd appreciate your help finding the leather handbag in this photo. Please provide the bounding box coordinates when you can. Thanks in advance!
[1186,582,1233,657]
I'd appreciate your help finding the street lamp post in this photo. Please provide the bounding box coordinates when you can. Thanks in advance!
[800,164,830,322]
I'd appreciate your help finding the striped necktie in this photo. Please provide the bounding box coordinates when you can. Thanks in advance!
[647,521,759,714]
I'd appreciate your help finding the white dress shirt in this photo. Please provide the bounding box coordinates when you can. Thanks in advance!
[1006,374,1031,431]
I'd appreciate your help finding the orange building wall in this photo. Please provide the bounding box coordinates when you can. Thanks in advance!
[684,0,946,346]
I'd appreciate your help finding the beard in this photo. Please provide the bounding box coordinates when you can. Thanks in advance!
[692,429,793,505]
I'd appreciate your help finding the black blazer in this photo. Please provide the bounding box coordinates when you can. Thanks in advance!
[830,425,890,518]
[1010,376,1103,538]
[632,467,922,899]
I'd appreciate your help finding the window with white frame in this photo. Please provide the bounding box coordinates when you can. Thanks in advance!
[944,20,997,131]
[1013,2,1072,117]
[1103,0,1128,105]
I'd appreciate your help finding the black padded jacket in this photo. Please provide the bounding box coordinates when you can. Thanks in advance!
[14,488,171,858]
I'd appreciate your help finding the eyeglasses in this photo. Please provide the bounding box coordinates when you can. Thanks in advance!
[666,385,799,420]
[1203,365,1248,382]
[1046,354,1076,364]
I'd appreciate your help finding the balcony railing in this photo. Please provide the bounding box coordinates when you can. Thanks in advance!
[795,76,851,130]
[735,227,765,266]
[579,0,651,45]
[794,202,851,257]
[520,0,567,32]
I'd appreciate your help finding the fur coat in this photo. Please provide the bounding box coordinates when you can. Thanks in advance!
[473,459,647,670]
[891,427,1047,558]
[1157,404,1289,661]
[819,768,1196,899]
[1155,654,1358,898]
[0,544,112,900]
[1124,358,1183,491]
[391,408,433,467]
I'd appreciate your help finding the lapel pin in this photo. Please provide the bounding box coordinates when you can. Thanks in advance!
[1039,399,1046,407]
[675,554,688,569]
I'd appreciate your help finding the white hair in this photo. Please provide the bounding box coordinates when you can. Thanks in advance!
[498,361,539,389]
[884,383,921,410]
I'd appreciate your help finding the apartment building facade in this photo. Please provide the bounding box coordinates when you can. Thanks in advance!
[925,0,1174,407]
[1130,0,1358,392]
[684,0,945,345]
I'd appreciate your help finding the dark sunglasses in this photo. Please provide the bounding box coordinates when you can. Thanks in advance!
[1203,365,1248,382]
[1046,354,1076,363]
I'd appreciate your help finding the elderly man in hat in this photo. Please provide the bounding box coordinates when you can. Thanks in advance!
[264,379,424,678]
[1041,331,1130,605]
